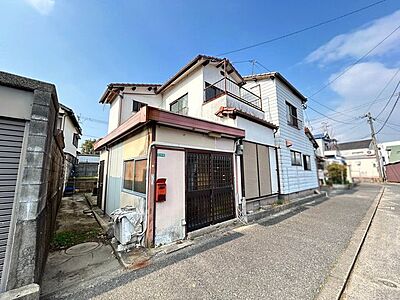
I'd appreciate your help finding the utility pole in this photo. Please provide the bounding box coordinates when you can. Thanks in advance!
[364,112,384,181]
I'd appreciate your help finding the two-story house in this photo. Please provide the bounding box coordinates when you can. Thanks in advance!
[95,55,281,247]
[244,72,319,199]
[58,104,82,188]
[94,55,319,247]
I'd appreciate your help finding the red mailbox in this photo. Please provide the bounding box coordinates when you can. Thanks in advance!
[155,178,167,202]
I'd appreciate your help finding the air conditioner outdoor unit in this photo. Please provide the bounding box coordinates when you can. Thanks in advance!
[111,206,143,247]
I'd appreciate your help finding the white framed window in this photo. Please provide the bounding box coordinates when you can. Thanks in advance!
[291,150,302,166]
[170,94,188,115]
[286,101,299,129]
[303,155,311,170]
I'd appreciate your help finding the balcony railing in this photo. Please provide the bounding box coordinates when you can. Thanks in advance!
[204,78,262,110]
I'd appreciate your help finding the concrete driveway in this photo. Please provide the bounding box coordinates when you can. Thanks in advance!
[49,184,382,300]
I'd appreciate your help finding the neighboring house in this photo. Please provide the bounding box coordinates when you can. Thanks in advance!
[0,72,64,293]
[69,154,101,194]
[379,141,400,183]
[76,154,100,177]
[95,55,319,247]
[244,72,320,199]
[379,140,400,165]
[314,132,346,184]
[58,104,82,186]
[337,139,380,182]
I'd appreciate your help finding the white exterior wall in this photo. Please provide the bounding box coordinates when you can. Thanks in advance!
[0,86,33,120]
[108,96,122,133]
[62,114,79,157]
[119,88,162,124]
[154,149,185,246]
[162,67,204,118]
[252,78,319,194]
[346,157,379,179]
[155,125,235,152]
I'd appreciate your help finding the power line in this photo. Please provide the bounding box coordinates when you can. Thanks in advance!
[307,105,355,124]
[217,0,387,56]
[250,23,400,120]
[308,93,400,123]
[376,92,400,134]
[376,79,400,118]
[78,114,108,125]
[309,23,400,98]
[365,68,400,113]
[255,61,273,73]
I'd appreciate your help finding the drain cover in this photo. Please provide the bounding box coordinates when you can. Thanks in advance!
[65,242,101,256]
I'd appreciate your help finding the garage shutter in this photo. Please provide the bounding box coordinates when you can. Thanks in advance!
[0,117,25,277]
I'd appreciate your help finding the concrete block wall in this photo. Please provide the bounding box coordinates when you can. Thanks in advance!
[6,88,64,290]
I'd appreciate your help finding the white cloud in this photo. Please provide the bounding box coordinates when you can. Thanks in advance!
[310,62,400,142]
[25,0,55,15]
[306,10,400,65]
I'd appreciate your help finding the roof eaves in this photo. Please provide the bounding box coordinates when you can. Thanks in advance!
[59,103,82,134]
[244,72,307,103]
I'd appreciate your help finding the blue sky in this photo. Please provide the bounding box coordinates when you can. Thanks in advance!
[1,0,400,143]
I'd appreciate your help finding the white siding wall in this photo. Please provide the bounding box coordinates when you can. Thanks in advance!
[252,78,319,194]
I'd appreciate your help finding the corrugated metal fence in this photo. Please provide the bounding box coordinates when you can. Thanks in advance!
[386,162,400,183]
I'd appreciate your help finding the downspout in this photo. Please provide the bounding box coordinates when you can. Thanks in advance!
[273,128,281,195]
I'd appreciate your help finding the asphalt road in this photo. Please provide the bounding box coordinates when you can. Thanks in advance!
[54,184,382,300]
[343,184,400,299]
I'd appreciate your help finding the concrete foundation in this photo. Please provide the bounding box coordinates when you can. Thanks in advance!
[246,194,278,212]
[279,187,319,201]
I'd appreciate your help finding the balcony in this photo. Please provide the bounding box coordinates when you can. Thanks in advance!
[204,78,263,111]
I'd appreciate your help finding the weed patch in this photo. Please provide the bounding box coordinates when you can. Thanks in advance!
[51,228,102,250]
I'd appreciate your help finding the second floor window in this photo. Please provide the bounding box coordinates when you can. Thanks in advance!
[132,100,146,112]
[170,94,188,115]
[286,102,299,128]
[303,155,311,170]
[204,81,224,102]
[291,150,302,166]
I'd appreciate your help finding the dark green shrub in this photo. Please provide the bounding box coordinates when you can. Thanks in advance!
[327,163,347,184]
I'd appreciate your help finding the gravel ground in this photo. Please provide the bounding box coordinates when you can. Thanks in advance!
[50,184,381,300]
